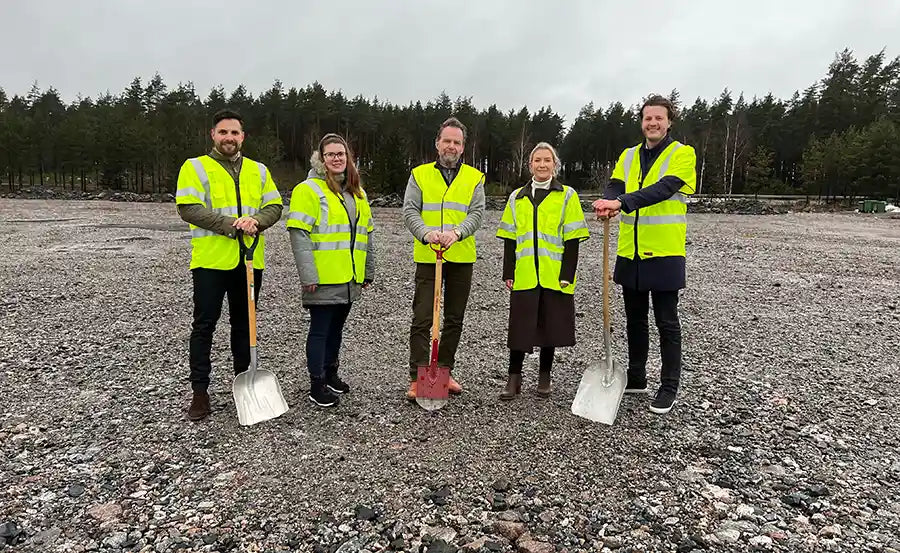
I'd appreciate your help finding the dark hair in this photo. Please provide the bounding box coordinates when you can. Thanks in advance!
[436,117,467,142]
[640,95,676,121]
[318,133,363,199]
[212,109,243,128]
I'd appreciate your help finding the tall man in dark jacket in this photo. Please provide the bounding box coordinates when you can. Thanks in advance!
[593,95,697,415]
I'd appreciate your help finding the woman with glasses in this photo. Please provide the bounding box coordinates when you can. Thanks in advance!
[286,133,376,407]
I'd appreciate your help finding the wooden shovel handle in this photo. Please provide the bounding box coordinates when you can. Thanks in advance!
[431,247,444,341]
[602,217,611,333]
[246,259,257,348]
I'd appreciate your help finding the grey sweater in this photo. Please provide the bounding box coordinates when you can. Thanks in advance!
[289,169,376,306]
[402,163,485,246]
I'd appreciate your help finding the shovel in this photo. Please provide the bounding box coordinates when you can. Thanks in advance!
[232,231,289,426]
[571,217,626,425]
[416,244,450,411]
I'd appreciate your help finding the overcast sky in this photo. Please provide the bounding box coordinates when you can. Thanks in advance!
[5,0,899,124]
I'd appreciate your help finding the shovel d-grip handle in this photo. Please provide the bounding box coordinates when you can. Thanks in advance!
[237,230,261,262]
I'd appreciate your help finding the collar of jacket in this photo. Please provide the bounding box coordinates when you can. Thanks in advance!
[209,148,241,163]
[516,177,564,199]
[433,158,463,171]
[642,133,674,155]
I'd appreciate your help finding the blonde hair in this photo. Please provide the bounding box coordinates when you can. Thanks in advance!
[529,142,562,177]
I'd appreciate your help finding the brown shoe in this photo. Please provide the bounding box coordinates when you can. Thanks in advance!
[406,381,417,401]
[188,391,210,421]
[448,376,463,395]
[536,371,551,397]
[499,373,522,401]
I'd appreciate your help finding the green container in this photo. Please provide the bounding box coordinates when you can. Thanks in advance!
[860,200,887,213]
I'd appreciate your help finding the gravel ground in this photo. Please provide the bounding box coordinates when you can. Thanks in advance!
[1,199,899,553]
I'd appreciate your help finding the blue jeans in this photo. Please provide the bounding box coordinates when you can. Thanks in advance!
[306,303,353,380]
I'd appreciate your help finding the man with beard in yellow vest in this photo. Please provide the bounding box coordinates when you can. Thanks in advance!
[402,117,485,400]
[593,95,696,415]
[175,109,283,421]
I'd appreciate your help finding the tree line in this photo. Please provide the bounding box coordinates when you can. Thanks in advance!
[1,48,898,200]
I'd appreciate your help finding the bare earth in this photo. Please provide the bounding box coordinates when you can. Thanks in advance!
[1,199,898,553]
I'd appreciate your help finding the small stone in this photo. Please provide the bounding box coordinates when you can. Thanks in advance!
[498,510,521,522]
[87,502,122,522]
[425,527,457,543]
[490,493,508,511]
[426,539,457,553]
[538,511,555,523]
[355,505,376,521]
[736,504,755,519]
[749,535,773,550]
[494,521,526,541]
[462,537,487,551]
[390,538,405,549]
[485,542,503,552]
[197,501,214,510]
[67,484,86,498]
[103,532,128,548]
[603,536,623,549]
[807,484,830,497]
[715,528,741,544]
[0,522,21,545]
[30,527,62,546]
[517,539,554,553]
[39,491,57,502]
[492,478,511,492]
[819,525,842,538]
[338,524,352,533]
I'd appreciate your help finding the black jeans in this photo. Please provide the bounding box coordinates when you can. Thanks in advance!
[408,262,474,380]
[189,264,263,392]
[622,287,682,392]
[306,303,353,381]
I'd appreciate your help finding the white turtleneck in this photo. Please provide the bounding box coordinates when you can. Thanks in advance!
[531,176,552,195]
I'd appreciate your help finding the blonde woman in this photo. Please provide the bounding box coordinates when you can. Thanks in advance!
[496,142,589,399]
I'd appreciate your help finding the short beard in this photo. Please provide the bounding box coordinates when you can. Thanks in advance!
[438,152,461,167]
[216,142,241,157]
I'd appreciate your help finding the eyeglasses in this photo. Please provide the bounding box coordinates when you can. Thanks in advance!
[323,152,346,160]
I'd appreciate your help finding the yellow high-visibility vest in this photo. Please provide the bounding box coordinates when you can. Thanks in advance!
[496,185,590,294]
[286,178,373,284]
[612,141,697,259]
[411,162,484,263]
[175,155,281,270]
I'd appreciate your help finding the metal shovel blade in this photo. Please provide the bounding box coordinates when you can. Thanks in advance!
[232,368,289,426]
[415,365,449,411]
[570,356,626,425]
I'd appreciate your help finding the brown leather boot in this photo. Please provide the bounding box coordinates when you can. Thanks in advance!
[188,391,210,421]
[536,371,551,397]
[499,373,522,401]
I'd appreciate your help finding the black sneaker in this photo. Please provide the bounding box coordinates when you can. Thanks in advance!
[624,372,648,394]
[326,373,350,394]
[649,387,677,414]
[309,382,340,407]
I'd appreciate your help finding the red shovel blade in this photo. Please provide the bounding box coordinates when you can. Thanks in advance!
[416,364,450,401]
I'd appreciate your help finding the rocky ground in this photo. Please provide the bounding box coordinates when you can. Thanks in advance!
[0,200,898,553]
